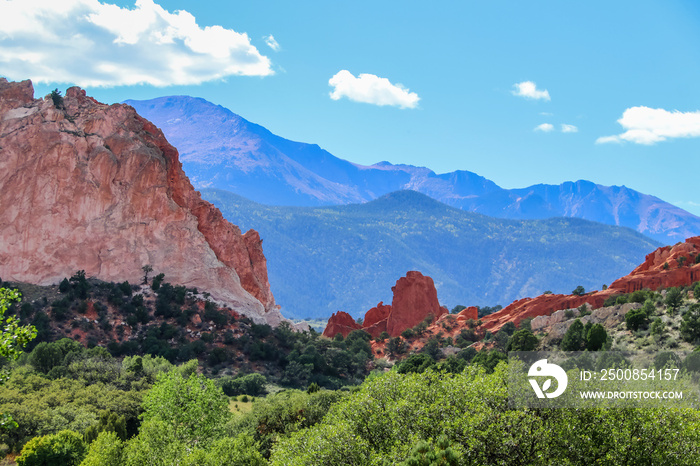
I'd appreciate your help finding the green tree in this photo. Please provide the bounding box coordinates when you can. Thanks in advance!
[572,285,586,296]
[506,329,538,352]
[680,304,700,343]
[650,318,665,336]
[625,308,648,331]
[386,337,406,357]
[17,430,86,466]
[561,319,585,351]
[69,271,90,299]
[141,265,153,285]
[50,89,64,109]
[586,323,608,351]
[397,353,435,374]
[471,349,506,373]
[665,287,683,315]
[141,365,231,448]
[642,298,656,317]
[0,288,37,363]
[1,288,37,429]
[401,436,461,466]
[83,411,127,443]
[79,431,124,466]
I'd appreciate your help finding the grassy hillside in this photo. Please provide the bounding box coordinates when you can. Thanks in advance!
[201,189,661,319]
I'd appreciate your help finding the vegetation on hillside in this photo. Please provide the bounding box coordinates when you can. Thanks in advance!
[2,280,700,464]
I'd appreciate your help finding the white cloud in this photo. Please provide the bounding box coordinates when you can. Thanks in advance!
[561,124,578,133]
[512,81,551,101]
[328,70,419,109]
[0,0,273,87]
[535,123,554,132]
[596,106,700,145]
[265,34,280,52]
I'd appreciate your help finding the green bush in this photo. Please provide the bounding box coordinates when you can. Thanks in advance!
[79,431,123,466]
[269,365,700,465]
[561,319,586,351]
[665,287,683,314]
[625,308,648,331]
[506,329,538,352]
[586,323,608,351]
[141,366,230,449]
[17,430,86,466]
[680,304,700,343]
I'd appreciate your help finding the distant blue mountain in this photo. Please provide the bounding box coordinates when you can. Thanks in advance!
[126,96,700,244]
[201,189,661,319]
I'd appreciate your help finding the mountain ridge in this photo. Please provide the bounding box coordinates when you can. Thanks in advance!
[126,96,700,243]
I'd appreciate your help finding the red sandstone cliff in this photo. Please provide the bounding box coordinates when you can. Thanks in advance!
[323,271,448,338]
[476,236,700,334]
[0,79,283,325]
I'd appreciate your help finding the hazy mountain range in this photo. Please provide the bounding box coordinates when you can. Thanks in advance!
[202,189,659,319]
[127,96,700,244]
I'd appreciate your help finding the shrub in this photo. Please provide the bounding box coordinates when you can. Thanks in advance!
[625,308,648,331]
[650,318,665,336]
[17,430,86,466]
[561,319,586,351]
[80,431,123,466]
[572,286,586,296]
[397,353,435,374]
[50,89,64,109]
[680,304,700,343]
[375,331,389,342]
[506,329,538,352]
[586,324,608,351]
[151,273,165,291]
[386,337,406,357]
[665,287,683,315]
[401,328,415,339]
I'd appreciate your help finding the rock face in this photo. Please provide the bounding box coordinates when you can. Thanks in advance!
[386,271,448,337]
[323,271,448,338]
[0,79,283,325]
[480,236,700,334]
[323,311,362,338]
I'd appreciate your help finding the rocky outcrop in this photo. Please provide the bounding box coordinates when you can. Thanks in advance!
[0,79,283,325]
[323,311,362,338]
[479,237,700,334]
[456,306,479,322]
[386,271,448,336]
[323,271,448,338]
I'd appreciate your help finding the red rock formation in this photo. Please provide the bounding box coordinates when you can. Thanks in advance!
[479,236,700,334]
[323,311,362,338]
[323,271,448,338]
[456,306,479,322]
[0,79,282,325]
[386,271,448,336]
[371,238,700,354]
[362,302,392,338]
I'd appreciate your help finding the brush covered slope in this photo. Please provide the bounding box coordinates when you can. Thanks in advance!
[0,79,282,325]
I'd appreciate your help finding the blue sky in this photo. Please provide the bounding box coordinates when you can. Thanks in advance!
[2,0,699,215]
